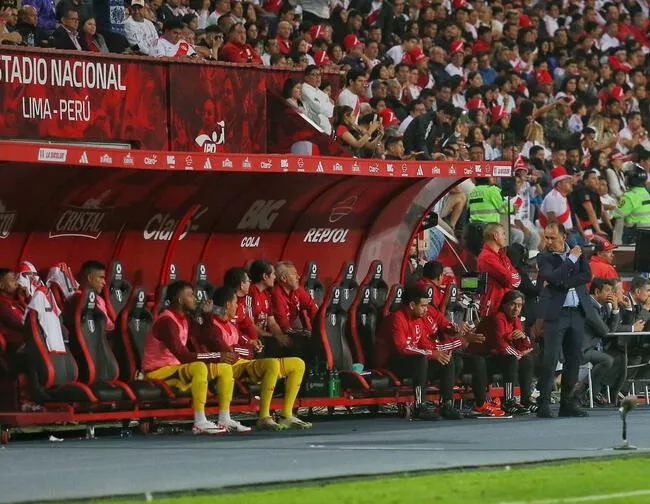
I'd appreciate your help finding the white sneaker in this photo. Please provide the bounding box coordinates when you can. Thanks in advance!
[192,420,227,435]
[278,416,313,430]
[219,418,252,433]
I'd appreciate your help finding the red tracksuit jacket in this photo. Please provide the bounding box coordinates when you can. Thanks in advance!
[374,307,436,367]
[477,245,521,317]
[475,311,532,358]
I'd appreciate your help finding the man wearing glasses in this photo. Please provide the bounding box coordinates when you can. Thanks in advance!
[301,65,334,135]
[53,8,86,50]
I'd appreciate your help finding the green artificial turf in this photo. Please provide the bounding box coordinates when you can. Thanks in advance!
[83,456,650,504]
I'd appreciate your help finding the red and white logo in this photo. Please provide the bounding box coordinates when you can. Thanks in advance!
[50,190,112,239]
[144,205,208,241]
[0,200,16,239]
[195,123,226,153]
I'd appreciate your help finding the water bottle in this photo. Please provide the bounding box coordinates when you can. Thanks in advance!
[328,369,337,398]
[334,370,342,397]
[27,33,35,47]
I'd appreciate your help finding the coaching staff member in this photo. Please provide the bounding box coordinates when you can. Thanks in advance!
[536,222,592,418]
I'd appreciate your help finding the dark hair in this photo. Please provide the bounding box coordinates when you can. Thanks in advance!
[501,289,525,306]
[402,285,429,305]
[163,18,183,31]
[345,68,366,86]
[630,276,650,293]
[304,64,319,76]
[212,285,237,308]
[81,260,106,277]
[590,277,614,295]
[422,261,443,281]
[282,78,300,99]
[223,267,248,289]
[249,259,274,283]
[166,280,193,305]
[0,268,11,281]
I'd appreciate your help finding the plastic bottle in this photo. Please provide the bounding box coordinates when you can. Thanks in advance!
[328,369,337,398]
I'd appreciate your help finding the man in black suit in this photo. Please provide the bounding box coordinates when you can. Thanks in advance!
[536,222,592,418]
[52,8,86,51]
[579,278,626,406]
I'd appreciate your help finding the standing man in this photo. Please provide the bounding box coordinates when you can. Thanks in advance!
[536,222,592,418]
[477,223,521,317]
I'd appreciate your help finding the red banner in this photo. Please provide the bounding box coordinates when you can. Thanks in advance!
[0,49,168,149]
[168,65,267,153]
[0,140,515,179]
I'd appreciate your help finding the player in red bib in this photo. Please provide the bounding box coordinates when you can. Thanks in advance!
[201,286,312,430]
[142,281,234,435]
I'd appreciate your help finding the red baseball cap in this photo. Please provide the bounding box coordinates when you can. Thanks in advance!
[450,39,465,54]
[309,24,325,40]
[491,104,509,124]
[343,34,363,52]
[404,47,428,64]
[379,107,400,127]
[592,237,617,252]
[467,97,488,111]
[610,85,625,101]
[313,50,331,66]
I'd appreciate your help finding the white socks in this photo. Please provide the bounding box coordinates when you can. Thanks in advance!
[218,410,232,424]
[194,410,208,424]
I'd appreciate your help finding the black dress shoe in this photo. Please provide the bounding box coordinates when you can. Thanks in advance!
[536,404,553,418]
[558,403,589,417]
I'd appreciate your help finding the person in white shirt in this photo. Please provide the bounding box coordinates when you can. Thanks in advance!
[124,0,159,55]
[301,65,334,134]
[543,3,561,37]
[540,167,575,234]
[386,34,417,65]
[445,40,465,78]
[398,99,426,135]
[599,22,621,53]
[336,68,366,124]
[151,19,196,57]
[206,0,231,26]
[618,111,650,154]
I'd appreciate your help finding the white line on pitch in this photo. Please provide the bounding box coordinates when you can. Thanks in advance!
[499,488,650,504]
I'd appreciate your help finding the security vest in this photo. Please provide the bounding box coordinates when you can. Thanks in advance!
[468,184,512,223]
[613,186,650,227]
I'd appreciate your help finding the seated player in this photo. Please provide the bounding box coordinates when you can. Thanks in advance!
[222,267,259,342]
[247,260,292,350]
[417,277,501,417]
[270,261,319,359]
[0,268,27,352]
[477,290,535,415]
[374,284,462,420]
[419,261,446,308]
[141,280,235,435]
[205,286,312,430]
[64,260,115,332]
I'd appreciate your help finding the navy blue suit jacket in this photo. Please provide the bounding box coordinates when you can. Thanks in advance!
[536,248,592,321]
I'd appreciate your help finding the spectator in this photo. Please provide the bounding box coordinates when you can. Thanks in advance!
[52,9,87,51]
[81,17,109,53]
[605,152,627,200]
[15,5,47,47]
[589,238,618,280]
[402,101,455,159]
[336,68,366,125]
[124,0,159,56]
[333,105,381,155]
[283,79,305,115]
[22,0,56,32]
[151,18,195,57]
[301,65,334,134]
[0,268,26,353]
[159,0,183,24]
[55,0,90,26]
[570,169,611,239]
[540,166,584,247]
[219,21,261,63]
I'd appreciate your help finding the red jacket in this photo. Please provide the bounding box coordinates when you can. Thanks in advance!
[374,307,436,367]
[0,293,26,347]
[477,245,521,317]
[202,315,255,361]
[476,311,532,357]
[246,284,273,331]
[235,295,258,340]
[589,256,617,280]
[272,284,318,332]
[422,305,463,352]
[414,278,445,309]
[219,41,263,64]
